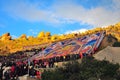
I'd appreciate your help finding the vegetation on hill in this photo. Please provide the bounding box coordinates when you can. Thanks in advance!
[0,22,120,55]
[113,42,120,47]
[42,57,120,80]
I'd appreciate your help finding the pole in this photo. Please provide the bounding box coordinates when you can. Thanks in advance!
[28,59,30,76]
[28,54,30,76]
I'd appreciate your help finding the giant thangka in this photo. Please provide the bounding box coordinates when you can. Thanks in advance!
[30,31,105,61]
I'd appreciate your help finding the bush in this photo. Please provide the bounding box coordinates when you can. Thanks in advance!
[42,57,120,80]
[113,42,120,47]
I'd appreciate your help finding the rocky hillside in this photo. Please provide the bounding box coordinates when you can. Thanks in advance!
[98,34,117,50]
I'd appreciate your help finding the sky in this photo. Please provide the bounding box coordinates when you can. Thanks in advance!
[0,0,120,38]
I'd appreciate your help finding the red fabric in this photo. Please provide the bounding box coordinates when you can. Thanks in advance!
[34,60,37,64]
[80,53,83,58]
[44,62,48,66]
[11,66,15,72]
[42,47,44,51]
[94,48,97,51]
[36,71,41,79]
[23,61,27,65]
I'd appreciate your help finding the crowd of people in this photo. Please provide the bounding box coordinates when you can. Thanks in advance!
[0,48,43,80]
[0,49,86,80]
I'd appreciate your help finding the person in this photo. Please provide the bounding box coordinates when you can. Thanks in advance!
[48,59,54,68]
[80,53,83,58]
[29,66,36,78]
[54,62,58,68]
[63,56,66,61]
[0,68,3,80]
[4,70,11,80]
[44,61,47,68]
[16,75,20,80]
[0,62,2,69]
[36,71,41,79]
[60,56,63,61]
[11,65,15,79]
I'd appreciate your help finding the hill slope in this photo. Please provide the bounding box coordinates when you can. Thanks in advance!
[94,46,120,64]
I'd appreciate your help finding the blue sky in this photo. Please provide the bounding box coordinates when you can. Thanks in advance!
[0,0,120,38]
